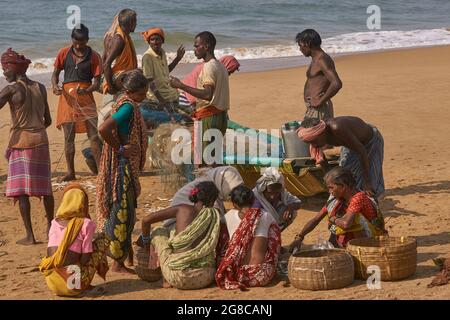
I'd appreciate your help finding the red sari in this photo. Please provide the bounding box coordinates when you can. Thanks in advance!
[215,208,281,290]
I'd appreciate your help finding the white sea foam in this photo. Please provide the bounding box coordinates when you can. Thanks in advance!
[18,28,450,76]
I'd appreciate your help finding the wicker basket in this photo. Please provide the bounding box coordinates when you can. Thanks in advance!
[135,247,162,282]
[288,249,354,290]
[346,236,417,281]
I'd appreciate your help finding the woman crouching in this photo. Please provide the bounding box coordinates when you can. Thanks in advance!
[39,184,109,296]
[289,167,387,252]
[138,181,221,290]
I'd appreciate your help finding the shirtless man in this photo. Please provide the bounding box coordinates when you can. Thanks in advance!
[0,48,54,245]
[297,117,385,198]
[296,29,342,120]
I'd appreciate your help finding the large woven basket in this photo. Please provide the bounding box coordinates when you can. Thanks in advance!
[288,249,354,290]
[346,236,417,281]
[135,247,162,282]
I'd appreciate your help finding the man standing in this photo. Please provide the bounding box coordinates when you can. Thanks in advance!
[51,24,102,181]
[99,8,138,125]
[170,31,230,165]
[297,117,385,199]
[296,29,342,120]
[0,48,54,245]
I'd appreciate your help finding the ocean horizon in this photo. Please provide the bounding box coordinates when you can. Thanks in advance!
[1,0,449,80]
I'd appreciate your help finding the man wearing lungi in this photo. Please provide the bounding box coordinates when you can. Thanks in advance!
[298,117,385,199]
[51,24,102,181]
[169,31,230,166]
[0,48,54,245]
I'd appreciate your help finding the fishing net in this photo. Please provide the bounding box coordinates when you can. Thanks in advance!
[149,123,193,194]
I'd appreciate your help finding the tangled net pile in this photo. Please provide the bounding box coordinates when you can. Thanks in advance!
[149,123,192,194]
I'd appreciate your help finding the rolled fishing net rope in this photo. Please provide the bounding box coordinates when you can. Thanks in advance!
[150,123,188,194]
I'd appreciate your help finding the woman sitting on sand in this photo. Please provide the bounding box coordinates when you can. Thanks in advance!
[163,165,244,263]
[289,167,387,252]
[39,183,109,297]
[216,185,281,290]
[137,181,221,290]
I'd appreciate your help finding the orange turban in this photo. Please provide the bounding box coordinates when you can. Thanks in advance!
[141,28,165,42]
[297,120,327,164]
[297,120,326,142]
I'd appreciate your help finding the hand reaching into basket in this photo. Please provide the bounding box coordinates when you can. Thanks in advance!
[289,234,304,254]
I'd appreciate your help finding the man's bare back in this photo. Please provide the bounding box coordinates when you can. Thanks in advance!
[325,116,373,148]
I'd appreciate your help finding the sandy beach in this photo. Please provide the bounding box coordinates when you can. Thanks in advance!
[0,45,449,300]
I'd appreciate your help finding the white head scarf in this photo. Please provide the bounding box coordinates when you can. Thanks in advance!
[253,167,288,224]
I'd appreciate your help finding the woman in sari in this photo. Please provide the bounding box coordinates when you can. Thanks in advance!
[96,69,148,273]
[163,165,244,264]
[137,181,221,290]
[216,185,281,290]
[289,167,387,252]
[39,183,109,297]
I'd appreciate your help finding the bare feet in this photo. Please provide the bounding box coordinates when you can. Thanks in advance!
[16,237,37,246]
[111,261,135,274]
[57,173,76,182]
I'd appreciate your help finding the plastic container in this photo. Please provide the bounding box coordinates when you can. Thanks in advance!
[281,121,310,158]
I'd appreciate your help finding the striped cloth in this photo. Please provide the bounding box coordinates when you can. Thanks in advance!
[5,144,52,197]
[339,126,385,198]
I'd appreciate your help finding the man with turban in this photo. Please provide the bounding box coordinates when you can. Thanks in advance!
[297,117,385,199]
[0,48,54,245]
[140,26,186,126]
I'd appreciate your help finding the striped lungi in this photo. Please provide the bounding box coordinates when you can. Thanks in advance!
[339,126,385,198]
[304,100,334,120]
[5,144,52,197]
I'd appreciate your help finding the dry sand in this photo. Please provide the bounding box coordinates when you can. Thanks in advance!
[0,45,449,300]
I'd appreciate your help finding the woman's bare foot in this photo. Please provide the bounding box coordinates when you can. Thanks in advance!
[16,236,37,246]
[111,261,135,274]
[57,173,76,182]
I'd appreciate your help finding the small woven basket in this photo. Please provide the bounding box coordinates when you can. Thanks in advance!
[346,236,417,281]
[135,247,162,282]
[288,249,354,290]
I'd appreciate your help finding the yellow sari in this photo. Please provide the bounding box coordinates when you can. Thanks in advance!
[39,185,109,296]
